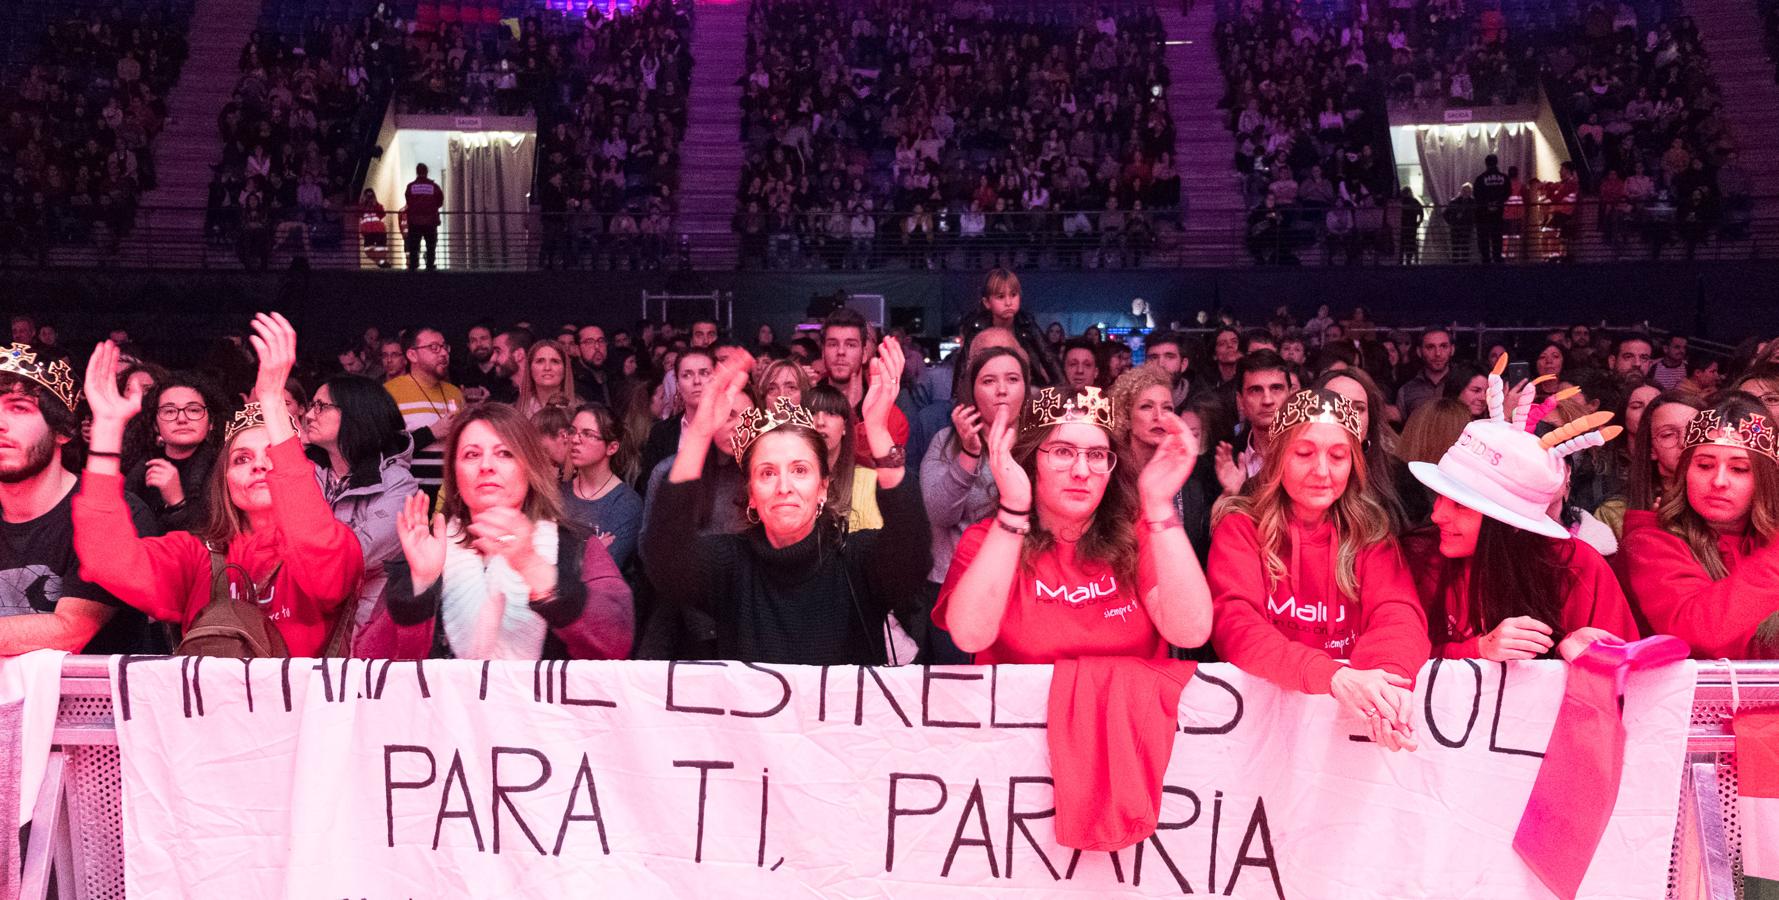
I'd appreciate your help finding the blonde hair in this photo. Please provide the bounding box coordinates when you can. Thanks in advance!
[1107,364,1172,444]
[1212,408,1396,599]
[518,339,579,415]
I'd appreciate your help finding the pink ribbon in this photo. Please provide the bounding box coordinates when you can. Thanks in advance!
[1512,635,1689,899]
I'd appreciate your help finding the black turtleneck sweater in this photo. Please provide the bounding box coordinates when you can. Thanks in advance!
[642,475,931,665]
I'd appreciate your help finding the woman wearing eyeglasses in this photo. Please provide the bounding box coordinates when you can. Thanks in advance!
[1208,389,1429,751]
[124,374,230,534]
[561,404,643,571]
[936,385,1214,663]
[1595,389,1704,541]
[76,313,365,657]
[301,374,420,643]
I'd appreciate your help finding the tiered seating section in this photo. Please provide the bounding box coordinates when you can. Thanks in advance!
[0,0,192,260]
[1217,0,1752,263]
[734,0,1178,270]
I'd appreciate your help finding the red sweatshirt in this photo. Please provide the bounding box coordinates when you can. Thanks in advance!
[1621,509,1779,659]
[1401,529,1641,658]
[1208,513,1429,693]
[74,437,364,656]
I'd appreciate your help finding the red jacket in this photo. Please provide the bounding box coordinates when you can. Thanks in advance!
[74,437,364,656]
[1208,513,1429,693]
[1621,509,1779,658]
[1402,528,1641,658]
[404,178,444,228]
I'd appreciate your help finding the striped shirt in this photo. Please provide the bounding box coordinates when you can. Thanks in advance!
[385,375,465,491]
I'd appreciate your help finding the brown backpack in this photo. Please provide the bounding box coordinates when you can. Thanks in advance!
[175,550,290,658]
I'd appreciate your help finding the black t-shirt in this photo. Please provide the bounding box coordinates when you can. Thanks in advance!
[0,478,158,654]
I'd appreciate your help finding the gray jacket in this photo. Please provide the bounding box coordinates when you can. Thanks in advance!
[317,441,420,631]
[919,425,1000,584]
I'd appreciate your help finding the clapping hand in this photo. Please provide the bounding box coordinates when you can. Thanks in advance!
[143,459,185,506]
[950,405,984,459]
[395,492,447,592]
[83,341,144,431]
[1137,411,1200,513]
[983,405,1030,513]
[861,336,904,441]
[686,355,755,448]
[246,312,300,444]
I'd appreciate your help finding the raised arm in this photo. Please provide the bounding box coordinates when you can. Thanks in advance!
[936,406,1029,654]
[75,339,205,624]
[1135,412,1213,649]
[251,312,365,605]
[668,357,753,484]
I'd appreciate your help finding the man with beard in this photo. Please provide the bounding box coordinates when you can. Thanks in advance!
[453,322,501,401]
[384,326,465,499]
[572,325,612,405]
[1143,331,1194,411]
[481,327,529,405]
[818,307,908,468]
[0,350,153,653]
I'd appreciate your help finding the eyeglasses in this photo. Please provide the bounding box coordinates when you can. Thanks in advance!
[578,337,607,346]
[306,400,340,416]
[1037,443,1117,474]
[571,429,608,442]
[413,342,449,355]
[1652,427,1685,448]
[156,404,208,421]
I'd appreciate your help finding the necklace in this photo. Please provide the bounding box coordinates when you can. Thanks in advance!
[574,470,616,501]
[410,374,448,418]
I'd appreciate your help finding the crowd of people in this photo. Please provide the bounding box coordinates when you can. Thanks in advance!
[1216,0,1400,264]
[735,0,1178,271]
[5,267,1779,749]
[1550,8,1752,253]
[0,3,189,262]
[1219,0,1757,266]
[528,0,692,271]
[206,8,402,269]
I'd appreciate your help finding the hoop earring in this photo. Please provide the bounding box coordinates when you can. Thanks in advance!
[746,505,761,525]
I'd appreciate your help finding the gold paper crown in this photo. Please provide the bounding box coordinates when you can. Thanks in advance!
[1684,410,1779,463]
[731,396,818,456]
[224,402,300,442]
[0,344,79,411]
[1272,390,1363,439]
[1029,386,1116,431]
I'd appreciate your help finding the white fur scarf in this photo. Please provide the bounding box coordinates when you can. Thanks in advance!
[439,520,558,660]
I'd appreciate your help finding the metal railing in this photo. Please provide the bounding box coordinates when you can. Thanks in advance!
[1,197,1772,272]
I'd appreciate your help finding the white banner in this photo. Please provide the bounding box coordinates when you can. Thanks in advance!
[109,657,1695,899]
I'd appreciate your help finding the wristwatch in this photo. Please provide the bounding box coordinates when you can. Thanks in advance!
[872,444,907,468]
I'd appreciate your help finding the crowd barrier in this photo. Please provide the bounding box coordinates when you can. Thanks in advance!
[13,657,1779,899]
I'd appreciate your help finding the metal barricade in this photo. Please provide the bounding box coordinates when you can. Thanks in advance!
[19,657,1779,899]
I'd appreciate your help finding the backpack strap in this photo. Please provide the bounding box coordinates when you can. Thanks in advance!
[206,547,232,611]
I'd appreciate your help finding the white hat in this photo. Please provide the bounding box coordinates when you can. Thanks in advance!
[1409,357,1622,541]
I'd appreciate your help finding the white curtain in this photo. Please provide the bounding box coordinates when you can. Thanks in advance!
[1415,122,1536,206]
[446,132,535,269]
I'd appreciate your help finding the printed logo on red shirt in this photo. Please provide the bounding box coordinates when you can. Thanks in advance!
[1266,593,1355,654]
[1034,574,1119,606]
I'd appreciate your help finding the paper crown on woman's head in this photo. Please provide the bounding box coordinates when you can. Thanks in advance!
[0,344,79,411]
[224,402,301,442]
[1029,386,1116,432]
[731,396,817,456]
[1684,409,1779,463]
[1271,390,1363,440]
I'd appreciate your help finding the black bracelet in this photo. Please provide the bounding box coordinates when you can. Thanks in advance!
[999,502,1031,517]
[86,450,121,459]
